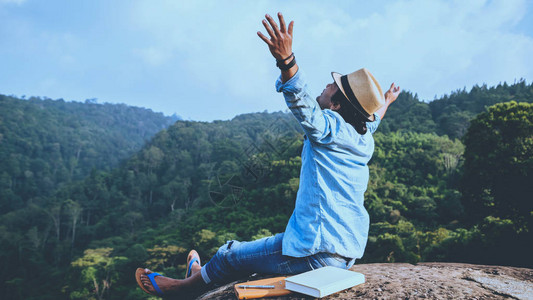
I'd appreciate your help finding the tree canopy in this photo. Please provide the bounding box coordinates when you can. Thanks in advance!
[0,80,532,299]
[461,101,533,226]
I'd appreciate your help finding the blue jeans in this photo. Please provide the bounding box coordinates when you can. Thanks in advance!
[200,233,355,284]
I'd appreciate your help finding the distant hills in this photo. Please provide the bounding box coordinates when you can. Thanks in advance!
[0,94,179,211]
[0,80,531,300]
[379,79,533,138]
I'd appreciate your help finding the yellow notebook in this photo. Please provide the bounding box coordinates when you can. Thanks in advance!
[234,276,291,299]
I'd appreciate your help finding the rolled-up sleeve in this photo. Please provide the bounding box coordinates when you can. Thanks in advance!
[366,113,381,134]
[276,71,335,142]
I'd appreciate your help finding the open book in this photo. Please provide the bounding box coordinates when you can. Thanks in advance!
[285,266,365,298]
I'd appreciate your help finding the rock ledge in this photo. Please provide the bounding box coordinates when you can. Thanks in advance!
[196,262,533,299]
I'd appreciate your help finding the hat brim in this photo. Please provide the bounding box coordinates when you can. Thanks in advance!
[331,72,374,122]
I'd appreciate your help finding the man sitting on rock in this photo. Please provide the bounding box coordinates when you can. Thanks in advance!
[135,12,400,298]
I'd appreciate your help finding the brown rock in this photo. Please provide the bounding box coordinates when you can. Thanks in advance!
[191,263,533,300]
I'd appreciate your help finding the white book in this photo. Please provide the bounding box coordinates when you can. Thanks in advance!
[284,266,365,298]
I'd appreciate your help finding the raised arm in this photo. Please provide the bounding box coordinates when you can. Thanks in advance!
[257,13,298,82]
[257,12,336,143]
[375,82,401,119]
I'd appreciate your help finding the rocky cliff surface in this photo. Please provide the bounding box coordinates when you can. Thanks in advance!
[195,263,533,299]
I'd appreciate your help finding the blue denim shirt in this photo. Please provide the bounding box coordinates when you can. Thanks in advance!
[276,70,380,260]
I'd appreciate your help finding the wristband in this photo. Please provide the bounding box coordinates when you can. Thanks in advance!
[277,52,294,63]
[277,56,296,71]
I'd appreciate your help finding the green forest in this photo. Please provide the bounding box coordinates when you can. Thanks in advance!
[0,80,532,300]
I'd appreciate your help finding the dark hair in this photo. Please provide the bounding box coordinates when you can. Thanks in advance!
[331,89,368,135]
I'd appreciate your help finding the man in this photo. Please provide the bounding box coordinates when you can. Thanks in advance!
[136,12,400,297]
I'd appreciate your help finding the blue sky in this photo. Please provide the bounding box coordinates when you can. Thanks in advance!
[1,0,532,121]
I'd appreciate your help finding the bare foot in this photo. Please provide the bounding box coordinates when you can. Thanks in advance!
[140,268,182,295]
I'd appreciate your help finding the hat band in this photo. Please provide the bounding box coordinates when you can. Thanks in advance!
[340,75,371,119]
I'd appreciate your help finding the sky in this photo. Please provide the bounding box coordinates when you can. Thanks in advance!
[1,0,532,121]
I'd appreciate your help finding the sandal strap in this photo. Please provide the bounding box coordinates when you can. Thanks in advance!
[147,272,163,296]
[187,257,199,278]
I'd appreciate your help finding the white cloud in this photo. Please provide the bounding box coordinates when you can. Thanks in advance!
[1,0,531,121]
[128,0,532,117]
[288,0,532,101]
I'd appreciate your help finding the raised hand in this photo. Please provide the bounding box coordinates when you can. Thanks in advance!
[385,83,401,103]
[257,12,294,61]
[376,83,401,119]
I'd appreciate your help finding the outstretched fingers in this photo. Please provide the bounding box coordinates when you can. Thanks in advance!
[392,83,401,93]
[262,19,276,39]
[288,20,294,36]
[385,83,401,103]
[277,12,294,37]
[257,31,274,46]
[389,83,400,93]
[257,12,294,62]
[278,12,286,33]
[265,14,281,38]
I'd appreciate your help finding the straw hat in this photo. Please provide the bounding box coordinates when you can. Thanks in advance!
[331,68,385,121]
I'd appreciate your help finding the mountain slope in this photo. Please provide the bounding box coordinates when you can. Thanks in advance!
[0,94,178,212]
